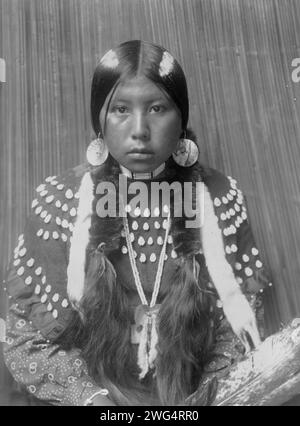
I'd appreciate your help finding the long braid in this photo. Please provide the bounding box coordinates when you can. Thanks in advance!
[156,257,214,405]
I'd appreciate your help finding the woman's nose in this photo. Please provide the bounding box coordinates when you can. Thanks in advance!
[131,112,150,141]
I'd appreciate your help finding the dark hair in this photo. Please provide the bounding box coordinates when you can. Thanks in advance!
[90,40,189,137]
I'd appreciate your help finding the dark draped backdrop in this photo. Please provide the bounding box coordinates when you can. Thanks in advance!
[1,0,300,404]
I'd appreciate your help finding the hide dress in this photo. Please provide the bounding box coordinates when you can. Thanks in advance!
[2,161,270,405]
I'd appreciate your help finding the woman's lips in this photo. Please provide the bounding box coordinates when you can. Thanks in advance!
[128,149,154,159]
[128,152,154,159]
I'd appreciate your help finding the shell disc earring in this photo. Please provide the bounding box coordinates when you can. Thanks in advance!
[86,134,109,166]
[172,132,199,167]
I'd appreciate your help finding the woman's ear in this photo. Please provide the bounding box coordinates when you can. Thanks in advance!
[179,128,197,142]
[185,128,197,142]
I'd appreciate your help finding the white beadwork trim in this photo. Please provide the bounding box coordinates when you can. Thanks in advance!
[67,172,94,307]
[200,184,259,342]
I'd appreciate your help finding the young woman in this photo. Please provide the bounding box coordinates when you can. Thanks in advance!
[2,40,269,406]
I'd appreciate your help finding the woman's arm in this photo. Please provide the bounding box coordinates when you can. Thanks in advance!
[208,175,271,363]
[2,170,115,406]
[3,300,112,406]
[186,174,272,405]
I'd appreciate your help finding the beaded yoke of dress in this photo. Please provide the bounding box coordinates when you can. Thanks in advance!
[109,171,181,378]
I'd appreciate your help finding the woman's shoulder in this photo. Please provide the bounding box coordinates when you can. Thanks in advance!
[33,163,91,201]
[29,162,98,227]
[196,165,242,209]
[3,163,95,341]
[200,166,239,197]
[198,165,247,235]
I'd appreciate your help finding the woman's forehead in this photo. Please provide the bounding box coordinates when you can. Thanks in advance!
[112,76,169,101]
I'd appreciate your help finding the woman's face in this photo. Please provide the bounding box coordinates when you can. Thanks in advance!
[100,76,182,172]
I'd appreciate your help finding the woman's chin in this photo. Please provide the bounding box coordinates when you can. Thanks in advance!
[122,158,162,173]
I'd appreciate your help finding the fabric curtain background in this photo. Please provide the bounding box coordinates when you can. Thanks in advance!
[1,0,300,403]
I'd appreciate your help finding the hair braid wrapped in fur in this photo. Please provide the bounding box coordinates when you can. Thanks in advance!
[156,256,214,405]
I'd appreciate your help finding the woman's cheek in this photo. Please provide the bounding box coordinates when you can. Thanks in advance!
[105,121,126,142]
[106,113,129,128]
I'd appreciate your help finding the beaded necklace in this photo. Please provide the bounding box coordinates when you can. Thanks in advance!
[123,208,171,379]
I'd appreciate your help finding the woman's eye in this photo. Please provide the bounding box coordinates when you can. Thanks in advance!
[113,106,128,114]
[150,105,165,113]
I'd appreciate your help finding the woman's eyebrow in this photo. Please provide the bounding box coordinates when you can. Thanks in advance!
[111,95,168,103]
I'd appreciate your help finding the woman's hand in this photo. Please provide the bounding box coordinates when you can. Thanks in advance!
[222,291,261,353]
